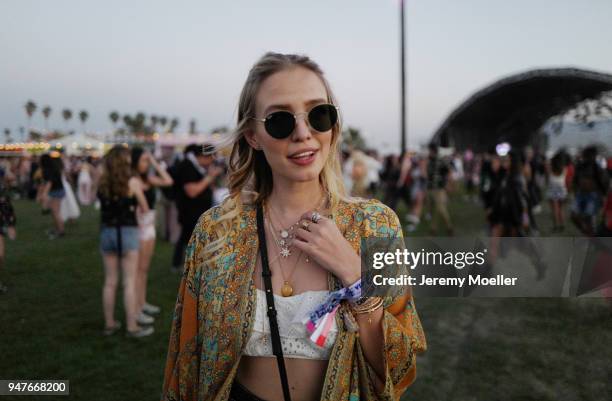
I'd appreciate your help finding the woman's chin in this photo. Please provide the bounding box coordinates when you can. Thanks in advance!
[281,168,322,184]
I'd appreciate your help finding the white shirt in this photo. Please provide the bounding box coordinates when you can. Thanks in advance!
[243,288,338,360]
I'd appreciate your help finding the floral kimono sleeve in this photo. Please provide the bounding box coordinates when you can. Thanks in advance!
[362,202,427,400]
[161,217,208,401]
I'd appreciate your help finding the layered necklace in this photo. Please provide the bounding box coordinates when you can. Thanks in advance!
[263,196,328,297]
[265,196,327,260]
[266,218,303,297]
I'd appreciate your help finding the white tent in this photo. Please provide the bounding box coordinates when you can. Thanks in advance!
[52,134,106,155]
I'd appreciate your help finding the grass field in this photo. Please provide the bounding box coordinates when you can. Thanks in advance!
[0,193,610,400]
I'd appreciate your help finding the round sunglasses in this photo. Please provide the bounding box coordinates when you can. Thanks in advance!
[251,103,339,139]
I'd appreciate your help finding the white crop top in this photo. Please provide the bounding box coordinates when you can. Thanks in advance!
[243,288,338,360]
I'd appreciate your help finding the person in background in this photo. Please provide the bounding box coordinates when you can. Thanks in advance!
[0,163,16,294]
[426,143,454,235]
[98,145,153,338]
[77,156,95,205]
[170,143,223,273]
[571,146,610,236]
[489,150,546,279]
[130,147,173,325]
[385,151,413,212]
[40,152,65,239]
[480,151,505,232]
[407,155,427,231]
[158,150,182,243]
[365,149,382,195]
[546,150,569,232]
[348,150,372,198]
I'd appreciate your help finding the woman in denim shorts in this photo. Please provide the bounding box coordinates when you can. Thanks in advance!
[98,145,153,338]
[40,153,65,239]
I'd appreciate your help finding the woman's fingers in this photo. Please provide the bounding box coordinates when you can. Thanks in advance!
[294,226,315,243]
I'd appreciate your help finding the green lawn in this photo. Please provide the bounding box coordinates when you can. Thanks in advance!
[0,200,181,401]
[0,194,610,400]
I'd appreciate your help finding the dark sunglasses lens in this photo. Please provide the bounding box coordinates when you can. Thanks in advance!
[308,104,337,132]
[265,111,295,138]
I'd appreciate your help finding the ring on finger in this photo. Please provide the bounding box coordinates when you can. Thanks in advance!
[311,211,322,224]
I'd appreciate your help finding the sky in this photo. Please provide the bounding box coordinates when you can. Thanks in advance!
[1,0,611,153]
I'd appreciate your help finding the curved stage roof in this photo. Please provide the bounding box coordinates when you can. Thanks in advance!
[431,68,612,151]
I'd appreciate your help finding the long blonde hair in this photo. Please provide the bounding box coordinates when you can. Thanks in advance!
[205,52,351,258]
[99,145,132,198]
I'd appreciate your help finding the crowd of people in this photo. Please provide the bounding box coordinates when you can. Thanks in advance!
[342,143,611,240]
[0,138,610,321]
[0,143,227,335]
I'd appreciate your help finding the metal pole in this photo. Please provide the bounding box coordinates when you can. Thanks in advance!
[400,0,407,154]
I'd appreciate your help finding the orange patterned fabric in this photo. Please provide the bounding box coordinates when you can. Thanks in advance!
[162,198,426,401]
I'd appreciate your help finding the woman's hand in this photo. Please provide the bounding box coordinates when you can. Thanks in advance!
[292,211,361,287]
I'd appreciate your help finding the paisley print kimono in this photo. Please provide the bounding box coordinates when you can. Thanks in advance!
[162,197,426,401]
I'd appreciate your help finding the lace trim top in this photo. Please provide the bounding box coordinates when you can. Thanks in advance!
[243,288,338,360]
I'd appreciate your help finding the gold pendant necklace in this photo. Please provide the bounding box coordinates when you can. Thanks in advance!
[278,251,302,297]
[266,218,302,297]
[281,281,294,297]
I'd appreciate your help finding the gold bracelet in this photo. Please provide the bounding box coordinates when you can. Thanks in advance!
[351,298,383,325]
[351,296,380,308]
[351,297,383,315]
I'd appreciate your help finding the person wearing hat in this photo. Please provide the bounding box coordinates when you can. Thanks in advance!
[171,143,223,273]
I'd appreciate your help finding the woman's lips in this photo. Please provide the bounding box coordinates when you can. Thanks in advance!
[288,149,317,166]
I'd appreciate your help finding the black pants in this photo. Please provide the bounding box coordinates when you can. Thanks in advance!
[171,219,197,269]
[229,381,268,401]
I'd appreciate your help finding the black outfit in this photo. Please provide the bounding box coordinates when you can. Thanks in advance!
[143,186,156,210]
[480,161,506,212]
[381,159,404,209]
[427,155,449,190]
[489,172,529,232]
[0,184,16,236]
[42,165,64,192]
[573,160,609,196]
[171,158,213,269]
[98,192,138,227]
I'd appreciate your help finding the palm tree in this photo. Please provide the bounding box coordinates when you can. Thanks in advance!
[109,111,119,127]
[109,111,120,142]
[123,114,134,142]
[189,119,196,134]
[159,116,168,133]
[150,115,159,132]
[169,117,179,133]
[79,110,89,134]
[3,128,11,143]
[42,106,52,132]
[134,112,146,134]
[62,108,73,135]
[25,100,37,140]
[341,126,367,150]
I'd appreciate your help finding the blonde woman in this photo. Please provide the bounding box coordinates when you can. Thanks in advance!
[162,52,425,401]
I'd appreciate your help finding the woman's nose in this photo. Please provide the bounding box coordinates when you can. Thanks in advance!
[291,114,312,141]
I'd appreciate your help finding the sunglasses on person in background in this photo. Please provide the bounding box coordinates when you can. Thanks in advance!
[251,103,339,139]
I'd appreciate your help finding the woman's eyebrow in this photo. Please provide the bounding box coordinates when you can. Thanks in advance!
[263,98,328,115]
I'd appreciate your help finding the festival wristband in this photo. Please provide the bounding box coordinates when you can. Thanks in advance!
[300,279,362,347]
